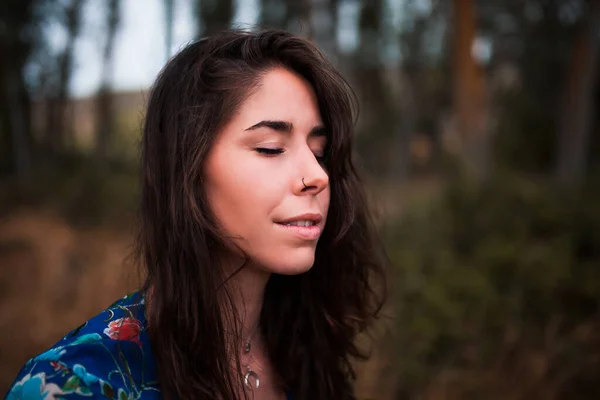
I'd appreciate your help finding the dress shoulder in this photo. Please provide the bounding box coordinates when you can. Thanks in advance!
[5,292,160,399]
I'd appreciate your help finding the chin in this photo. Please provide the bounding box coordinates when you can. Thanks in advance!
[272,262,314,276]
[260,250,316,276]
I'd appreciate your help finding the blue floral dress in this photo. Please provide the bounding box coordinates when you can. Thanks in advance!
[6,292,292,400]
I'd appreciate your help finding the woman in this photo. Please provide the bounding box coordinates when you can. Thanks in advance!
[6,29,385,400]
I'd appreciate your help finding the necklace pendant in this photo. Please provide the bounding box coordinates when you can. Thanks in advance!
[244,370,260,389]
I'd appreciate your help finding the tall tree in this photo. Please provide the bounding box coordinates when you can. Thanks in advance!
[389,7,419,184]
[259,0,311,34]
[196,0,233,36]
[260,0,284,29]
[556,0,600,185]
[164,0,174,60]
[45,0,85,156]
[353,0,399,177]
[312,0,338,56]
[95,0,120,159]
[451,0,490,179]
[0,1,36,179]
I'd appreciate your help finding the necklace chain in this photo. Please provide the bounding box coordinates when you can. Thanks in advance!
[242,325,261,390]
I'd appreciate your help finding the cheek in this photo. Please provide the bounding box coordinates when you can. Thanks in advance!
[204,148,282,237]
[203,145,329,274]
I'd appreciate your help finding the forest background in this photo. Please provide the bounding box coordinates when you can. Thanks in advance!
[1,0,600,398]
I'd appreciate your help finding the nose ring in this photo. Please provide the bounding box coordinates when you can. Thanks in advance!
[302,177,308,189]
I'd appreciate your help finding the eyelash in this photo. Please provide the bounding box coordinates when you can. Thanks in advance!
[256,148,284,155]
[255,148,327,163]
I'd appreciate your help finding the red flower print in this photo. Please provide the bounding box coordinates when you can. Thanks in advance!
[103,317,142,347]
[50,361,69,372]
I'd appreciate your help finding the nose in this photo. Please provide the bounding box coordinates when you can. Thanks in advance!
[295,147,329,195]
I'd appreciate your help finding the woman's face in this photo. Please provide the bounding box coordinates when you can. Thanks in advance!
[204,67,330,275]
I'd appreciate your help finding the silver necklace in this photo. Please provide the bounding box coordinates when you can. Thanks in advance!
[242,329,260,389]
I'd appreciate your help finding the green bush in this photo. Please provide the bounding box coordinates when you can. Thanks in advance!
[387,175,600,399]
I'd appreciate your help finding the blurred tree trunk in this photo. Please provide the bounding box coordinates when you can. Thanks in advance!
[358,0,383,62]
[387,73,414,190]
[355,0,398,177]
[4,70,32,180]
[0,2,34,179]
[45,0,84,156]
[164,0,174,60]
[95,0,120,160]
[556,0,600,185]
[451,0,490,180]
[196,0,233,36]
[291,0,312,37]
[312,0,338,57]
[388,1,442,184]
[260,0,312,34]
[260,0,284,29]
[388,63,419,184]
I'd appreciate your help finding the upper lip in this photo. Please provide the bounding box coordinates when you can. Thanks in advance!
[276,213,323,224]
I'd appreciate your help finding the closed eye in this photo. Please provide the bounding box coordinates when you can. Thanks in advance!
[256,148,327,166]
[255,148,285,155]
[314,146,329,165]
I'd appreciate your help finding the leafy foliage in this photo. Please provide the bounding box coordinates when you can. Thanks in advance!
[387,175,600,398]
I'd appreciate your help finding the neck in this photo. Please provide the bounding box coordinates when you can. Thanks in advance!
[146,253,271,347]
[221,255,271,342]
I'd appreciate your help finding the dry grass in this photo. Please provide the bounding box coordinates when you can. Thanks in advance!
[0,210,139,392]
[0,210,396,398]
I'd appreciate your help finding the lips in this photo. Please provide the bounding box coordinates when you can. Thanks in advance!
[274,213,324,241]
[275,222,322,240]
[275,213,323,225]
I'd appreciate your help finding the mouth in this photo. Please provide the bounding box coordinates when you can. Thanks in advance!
[277,220,318,227]
[275,213,323,226]
[274,222,322,240]
[274,213,324,240]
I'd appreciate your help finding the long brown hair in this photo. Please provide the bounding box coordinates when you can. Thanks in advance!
[135,29,385,400]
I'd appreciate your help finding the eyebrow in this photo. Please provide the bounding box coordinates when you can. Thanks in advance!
[244,120,328,138]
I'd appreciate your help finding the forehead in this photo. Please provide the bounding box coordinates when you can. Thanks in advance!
[232,67,323,128]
